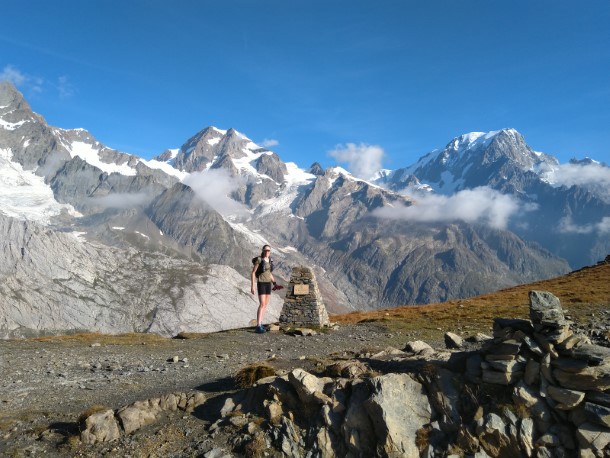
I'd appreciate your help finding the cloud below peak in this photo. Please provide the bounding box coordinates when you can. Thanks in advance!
[183,168,249,218]
[373,186,532,230]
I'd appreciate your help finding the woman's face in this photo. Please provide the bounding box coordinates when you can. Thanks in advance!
[263,246,271,256]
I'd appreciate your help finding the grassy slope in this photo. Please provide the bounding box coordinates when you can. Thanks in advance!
[332,261,610,342]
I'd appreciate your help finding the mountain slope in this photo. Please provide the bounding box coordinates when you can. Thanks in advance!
[0,213,282,338]
[335,255,610,345]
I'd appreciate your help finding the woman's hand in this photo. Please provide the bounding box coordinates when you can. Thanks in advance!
[251,286,256,295]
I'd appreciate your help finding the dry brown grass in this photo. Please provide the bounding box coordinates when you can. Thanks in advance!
[77,404,112,430]
[235,362,276,388]
[332,262,610,340]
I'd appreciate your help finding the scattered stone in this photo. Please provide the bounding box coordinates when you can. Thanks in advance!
[404,340,434,355]
[466,333,492,343]
[444,332,463,349]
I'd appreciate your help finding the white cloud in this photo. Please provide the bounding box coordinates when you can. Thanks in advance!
[91,192,151,209]
[184,168,249,217]
[558,215,610,235]
[373,186,529,229]
[328,143,385,180]
[551,162,610,187]
[260,138,279,148]
[597,217,610,234]
[0,65,43,93]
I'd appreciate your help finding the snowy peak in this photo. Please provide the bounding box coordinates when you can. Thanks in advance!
[390,128,560,194]
[0,81,43,133]
[163,126,266,174]
[52,127,140,176]
[158,125,293,186]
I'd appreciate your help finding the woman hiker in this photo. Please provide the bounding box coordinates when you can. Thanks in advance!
[251,244,281,333]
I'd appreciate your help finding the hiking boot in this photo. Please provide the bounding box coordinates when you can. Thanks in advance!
[255,325,266,334]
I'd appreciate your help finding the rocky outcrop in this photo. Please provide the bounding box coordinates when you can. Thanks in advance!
[80,391,206,444]
[105,290,609,457]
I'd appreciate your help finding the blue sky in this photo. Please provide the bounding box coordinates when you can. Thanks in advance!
[1,0,609,171]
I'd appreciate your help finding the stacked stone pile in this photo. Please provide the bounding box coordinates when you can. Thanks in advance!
[279,266,330,328]
[470,290,610,456]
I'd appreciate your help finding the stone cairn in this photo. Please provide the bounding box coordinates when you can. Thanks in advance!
[468,290,610,456]
[279,266,330,328]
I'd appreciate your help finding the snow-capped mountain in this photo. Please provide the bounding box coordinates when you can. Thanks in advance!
[374,128,610,267]
[0,81,579,337]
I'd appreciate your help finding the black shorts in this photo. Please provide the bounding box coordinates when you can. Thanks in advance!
[257,282,272,295]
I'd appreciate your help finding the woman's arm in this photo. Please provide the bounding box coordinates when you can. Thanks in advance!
[251,262,258,294]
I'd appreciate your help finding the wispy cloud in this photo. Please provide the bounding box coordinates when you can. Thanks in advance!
[1,65,76,99]
[558,216,610,235]
[328,143,385,180]
[373,186,533,230]
[260,138,279,148]
[56,75,76,98]
[0,65,43,93]
[91,192,151,209]
[184,168,249,217]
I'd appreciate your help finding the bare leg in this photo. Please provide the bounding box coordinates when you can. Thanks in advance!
[257,294,270,326]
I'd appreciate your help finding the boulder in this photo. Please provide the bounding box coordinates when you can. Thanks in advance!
[553,364,610,391]
[404,340,435,355]
[569,344,610,365]
[288,368,332,405]
[475,413,513,458]
[513,380,554,433]
[583,402,610,428]
[524,359,540,386]
[80,409,121,444]
[116,399,162,434]
[325,360,369,379]
[341,380,376,457]
[482,369,523,385]
[518,417,536,456]
[444,332,463,349]
[364,373,432,458]
[529,290,566,329]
